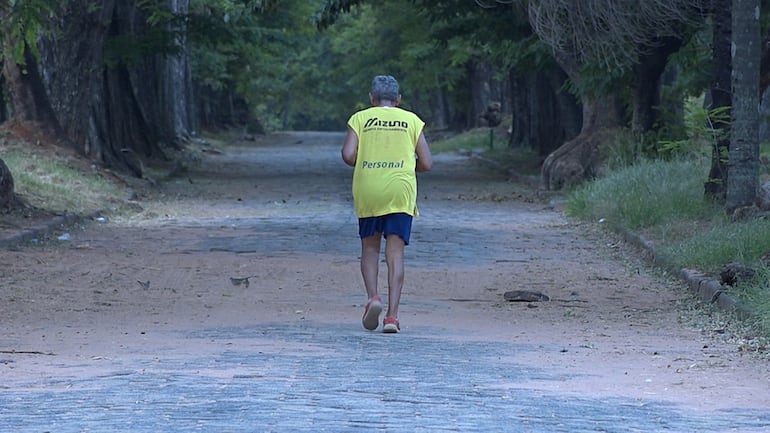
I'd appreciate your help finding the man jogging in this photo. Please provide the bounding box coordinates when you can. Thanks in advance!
[341,75,432,333]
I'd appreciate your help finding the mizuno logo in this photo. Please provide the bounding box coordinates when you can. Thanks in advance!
[363,118,408,129]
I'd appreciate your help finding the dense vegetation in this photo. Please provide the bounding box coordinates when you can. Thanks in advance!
[0,1,763,198]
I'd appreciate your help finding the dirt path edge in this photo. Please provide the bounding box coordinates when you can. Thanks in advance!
[617,226,754,320]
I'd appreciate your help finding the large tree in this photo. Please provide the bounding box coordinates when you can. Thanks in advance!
[0,0,197,184]
[38,0,196,177]
[528,0,705,189]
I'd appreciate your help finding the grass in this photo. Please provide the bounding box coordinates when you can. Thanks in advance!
[739,267,770,336]
[428,128,498,153]
[567,158,721,230]
[661,219,770,271]
[565,153,770,339]
[1,143,126,215]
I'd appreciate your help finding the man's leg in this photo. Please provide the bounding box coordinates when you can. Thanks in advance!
[360,234,382,299]
[360,234,383,330]
[384,234,405,319]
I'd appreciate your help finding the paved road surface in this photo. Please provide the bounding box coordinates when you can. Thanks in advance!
[1,132,769,432]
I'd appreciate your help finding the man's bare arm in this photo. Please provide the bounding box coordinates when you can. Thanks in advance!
[341,127,358,167]
[415,132,432,172]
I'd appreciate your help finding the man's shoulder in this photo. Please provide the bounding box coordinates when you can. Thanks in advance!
[399,106,423,117]
[389,107,422,121]
[349,107,376,119]
[396,109,425,129]
[350,107,424,126]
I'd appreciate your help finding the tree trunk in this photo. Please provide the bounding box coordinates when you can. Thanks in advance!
[538,46,628,191]
[632,36,684,133]
[468,60,492,128]
[24,0,195,177]
[129,0,195,146]
[705,0,732,200]
[429,88,449,130]
[1,42,64,142]
[726,0,760,212]
[508,66,581,157]
[541,94,624,190]
[659,65,686,138]
[759,24,770,94]
[0,158,18,209]
[509,73,530,148]
[37,0,149,175]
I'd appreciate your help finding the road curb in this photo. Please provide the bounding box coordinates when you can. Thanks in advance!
[617,226,755,320]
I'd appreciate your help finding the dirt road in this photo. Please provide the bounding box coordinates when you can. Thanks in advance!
[1,131,769,432]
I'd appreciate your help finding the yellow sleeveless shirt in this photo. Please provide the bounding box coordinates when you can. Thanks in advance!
[347,106,425,218]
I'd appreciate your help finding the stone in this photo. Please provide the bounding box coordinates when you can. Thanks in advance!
[504,290,550,302]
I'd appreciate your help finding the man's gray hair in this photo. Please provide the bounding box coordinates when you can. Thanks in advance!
[371,75,399,101]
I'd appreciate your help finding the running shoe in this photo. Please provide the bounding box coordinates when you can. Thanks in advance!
[362,296,382,330]
[382,316,400,333]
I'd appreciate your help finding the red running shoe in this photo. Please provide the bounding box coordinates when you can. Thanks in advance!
[382,316,400,333]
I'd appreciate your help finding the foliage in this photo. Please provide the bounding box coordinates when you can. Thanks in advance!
[315,0,362,29]
[529,0,707,98]
[104,0,184,68]
[188,0,544,130]
[656,98,729,158]
[6,0,552,133]
[313,0,544,129]
[189,0,332,129]
[320,1,470,120]
[599,129,658,170]
[601,98,728,171]
[665,27,712,99]
[86,0,557,132]
[0,0,55,66]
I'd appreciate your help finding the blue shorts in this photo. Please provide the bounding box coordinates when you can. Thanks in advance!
[358,213,413,245]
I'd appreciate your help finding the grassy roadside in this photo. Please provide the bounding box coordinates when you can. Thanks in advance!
[2,148,123,214]
[0,134,134,222]
[430,127,770,346]
[566,153,770,340]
